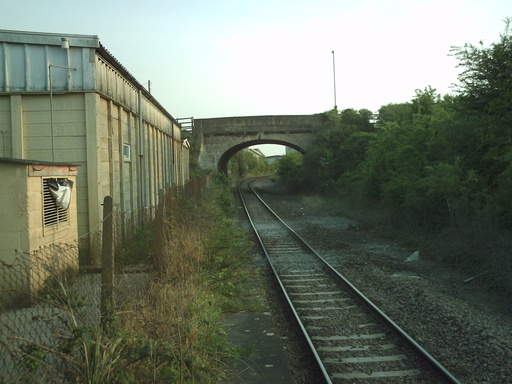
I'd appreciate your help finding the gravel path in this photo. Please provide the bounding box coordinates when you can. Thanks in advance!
[245,178,512,384]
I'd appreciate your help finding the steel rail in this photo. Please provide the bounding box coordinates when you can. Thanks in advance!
[237,179,333,384]
[239,177,462,384]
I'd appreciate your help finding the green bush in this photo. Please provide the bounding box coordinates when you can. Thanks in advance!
[275,152,304,191]
[274,23,512,297]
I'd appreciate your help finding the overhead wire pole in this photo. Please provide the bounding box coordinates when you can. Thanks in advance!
[332,50,337,110]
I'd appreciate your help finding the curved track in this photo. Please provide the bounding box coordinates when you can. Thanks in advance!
[238,178,462,384]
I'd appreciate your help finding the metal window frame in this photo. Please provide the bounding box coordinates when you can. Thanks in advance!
[123,143,131,162]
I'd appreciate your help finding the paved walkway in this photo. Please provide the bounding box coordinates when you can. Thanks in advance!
[224,310,295,384]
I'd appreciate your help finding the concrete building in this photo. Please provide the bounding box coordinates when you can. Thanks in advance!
[0,30,189,264]
[0,158,78,305]
[247,147,265,158]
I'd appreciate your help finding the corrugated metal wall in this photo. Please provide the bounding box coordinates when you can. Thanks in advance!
[0,41,96,93]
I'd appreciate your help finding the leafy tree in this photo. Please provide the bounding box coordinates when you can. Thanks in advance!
[352,88,467,222]
[378,102,413,125]
[451,19,512,225]
[301,108,376,191]
[411,86,441,115]
[228,148,270,178]
[275,152,304,190]
[278,22,512,228]
[451,20,512,176]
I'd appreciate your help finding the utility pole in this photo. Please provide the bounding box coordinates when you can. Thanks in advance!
[332,50,337,110]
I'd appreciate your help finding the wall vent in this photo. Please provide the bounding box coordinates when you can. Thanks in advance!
[42,178,70,228]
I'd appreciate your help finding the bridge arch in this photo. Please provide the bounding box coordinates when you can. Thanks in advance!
[218,139,304,174]
[193,114,323,173]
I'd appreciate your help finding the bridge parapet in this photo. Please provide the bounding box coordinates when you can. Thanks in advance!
[195,114,324,136]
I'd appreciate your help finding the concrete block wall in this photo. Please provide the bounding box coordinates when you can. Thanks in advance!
[0,163,29,264]
[0,160,78,306]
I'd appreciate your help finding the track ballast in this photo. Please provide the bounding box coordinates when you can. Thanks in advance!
[238,178,462,384]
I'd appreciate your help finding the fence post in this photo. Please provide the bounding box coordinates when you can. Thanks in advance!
[101,195,114,326]
[154,189,166,276]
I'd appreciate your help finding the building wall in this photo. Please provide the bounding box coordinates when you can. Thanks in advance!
[1,91,180,262]
[95,96,139,236]
[0,162,29,265]
[0,94,90,237]
[178,141,190,186]
[93,77,183,203]
[0,161,78,305]
[27,169,78,296]
[0,162,30,306]
[0,30,190,265]
[0,97,13,157]
[23,94,87,162]
[24,94,90,238]
[87,60,187,262]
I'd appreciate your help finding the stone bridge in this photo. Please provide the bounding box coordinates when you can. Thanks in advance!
[192,114,324,173]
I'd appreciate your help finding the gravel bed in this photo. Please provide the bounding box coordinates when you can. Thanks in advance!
[246,179,512,384]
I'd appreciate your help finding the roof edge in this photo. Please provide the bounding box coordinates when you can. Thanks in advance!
[0,157,80,167]
[0,29,100,48]
[97,43,177,123]
[0,29,177,124]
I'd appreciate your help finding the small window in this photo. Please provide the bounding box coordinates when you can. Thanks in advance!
[123,144,131,162]
[42,178,70,228]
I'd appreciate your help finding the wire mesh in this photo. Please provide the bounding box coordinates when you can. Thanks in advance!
[0,176,212,383]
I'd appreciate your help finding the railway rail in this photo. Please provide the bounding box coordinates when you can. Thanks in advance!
[238,178,462,384]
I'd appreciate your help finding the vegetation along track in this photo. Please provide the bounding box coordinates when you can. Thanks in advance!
[238,178,462,384]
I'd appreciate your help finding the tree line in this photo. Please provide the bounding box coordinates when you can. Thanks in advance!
[228,148,275,178]
[277,21,512,232]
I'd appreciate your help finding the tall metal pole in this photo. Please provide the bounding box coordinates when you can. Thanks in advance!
[332,50,337,110]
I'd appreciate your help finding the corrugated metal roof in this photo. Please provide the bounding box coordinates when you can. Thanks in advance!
[0,29,98,92]
[0,29,99,48]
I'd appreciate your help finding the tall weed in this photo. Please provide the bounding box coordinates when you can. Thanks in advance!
[119,176,251,382]
[12,176,252,383]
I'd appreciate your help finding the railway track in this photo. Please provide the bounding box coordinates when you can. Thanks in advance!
[238,178,462,384]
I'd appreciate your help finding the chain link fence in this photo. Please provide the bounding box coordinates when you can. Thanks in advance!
[0,176,212,383]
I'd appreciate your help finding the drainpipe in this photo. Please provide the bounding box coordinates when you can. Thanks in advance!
[49,64,75,162]
[171,118,175,185]
[138,89,145,214]
[1,131,6,155]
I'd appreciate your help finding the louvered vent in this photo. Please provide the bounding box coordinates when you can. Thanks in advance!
[42,178,69,227]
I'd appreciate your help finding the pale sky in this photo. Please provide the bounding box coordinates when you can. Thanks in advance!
[0,0,512,118]
[1,0,510,121]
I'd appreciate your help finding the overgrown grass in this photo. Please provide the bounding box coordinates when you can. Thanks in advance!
[14,175,257,383]
[117,174,255,382]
